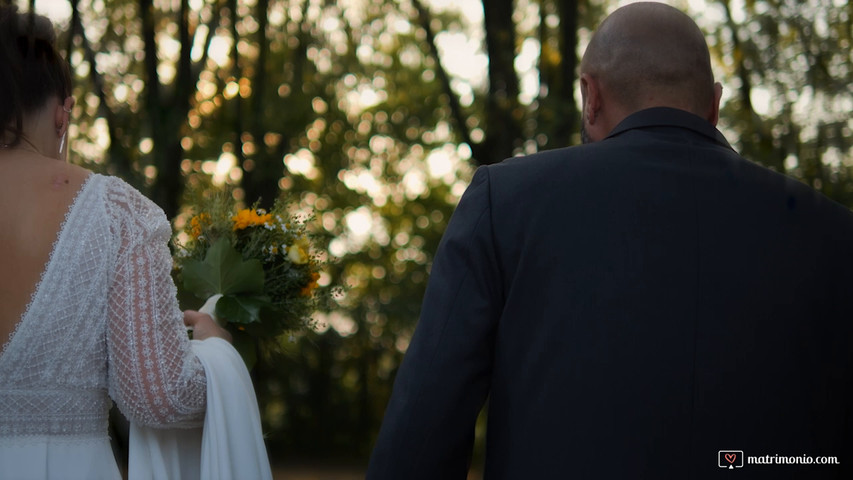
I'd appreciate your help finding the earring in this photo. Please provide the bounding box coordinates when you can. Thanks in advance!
[58,120,67,157]
[59,105,72,157]
[59,131,67,156]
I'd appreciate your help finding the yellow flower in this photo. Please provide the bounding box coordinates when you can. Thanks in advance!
[189,213,210,239]
[287,236,310,265]
[232,209,272,231]
[300,271,320,296]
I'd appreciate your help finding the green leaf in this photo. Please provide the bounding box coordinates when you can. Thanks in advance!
[215,294,272,325]
[182,237,265,297]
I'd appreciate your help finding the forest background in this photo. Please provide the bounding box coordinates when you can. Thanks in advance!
[12,0,853,473]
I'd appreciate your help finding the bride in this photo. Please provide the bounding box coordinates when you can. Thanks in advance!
[0,7,269,479]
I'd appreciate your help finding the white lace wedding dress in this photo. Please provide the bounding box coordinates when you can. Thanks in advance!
[0,174,207,479]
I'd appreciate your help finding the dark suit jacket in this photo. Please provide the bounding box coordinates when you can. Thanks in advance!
[366,107,853,479]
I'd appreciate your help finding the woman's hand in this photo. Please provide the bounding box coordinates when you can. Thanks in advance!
[184,310,232,343]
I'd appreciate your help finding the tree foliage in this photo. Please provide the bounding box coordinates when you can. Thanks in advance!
[711,0,853,204]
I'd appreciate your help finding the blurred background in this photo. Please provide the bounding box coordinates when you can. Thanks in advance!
[11,0,852,476]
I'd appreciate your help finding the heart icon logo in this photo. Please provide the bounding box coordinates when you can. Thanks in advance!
[725,453,737,464]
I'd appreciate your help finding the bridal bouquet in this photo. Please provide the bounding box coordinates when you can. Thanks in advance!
[174,195,326,363]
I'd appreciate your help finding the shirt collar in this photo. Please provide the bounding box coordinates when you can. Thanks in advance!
[605,107,735,151]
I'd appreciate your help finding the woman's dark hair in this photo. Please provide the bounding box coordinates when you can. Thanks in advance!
[0,6,72,147]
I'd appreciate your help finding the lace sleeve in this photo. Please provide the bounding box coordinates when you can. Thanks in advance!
[105,180,206,428]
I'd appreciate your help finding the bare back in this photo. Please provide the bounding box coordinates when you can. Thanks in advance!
[0,152,90,347]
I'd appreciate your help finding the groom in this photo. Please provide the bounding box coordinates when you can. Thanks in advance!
[367,2,853,479]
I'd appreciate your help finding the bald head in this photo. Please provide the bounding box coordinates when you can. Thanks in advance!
[581,2,716,118]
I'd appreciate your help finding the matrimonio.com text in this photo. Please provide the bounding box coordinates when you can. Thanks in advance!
[718,450,840,469]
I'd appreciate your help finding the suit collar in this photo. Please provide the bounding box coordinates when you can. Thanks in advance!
[605,107,735,151]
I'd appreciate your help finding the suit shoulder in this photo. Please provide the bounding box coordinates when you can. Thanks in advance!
[492,146,578,169]
[485,144,614,194]
[735,157,853,225]
[489,146,585,176]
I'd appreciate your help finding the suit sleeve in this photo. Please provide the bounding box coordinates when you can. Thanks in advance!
[366,166,503,479]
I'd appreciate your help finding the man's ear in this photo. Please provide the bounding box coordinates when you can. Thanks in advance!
[708,82,722,126]
[580,73,601,124]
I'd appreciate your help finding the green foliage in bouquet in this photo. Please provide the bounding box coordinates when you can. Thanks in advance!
[174,195,329,365]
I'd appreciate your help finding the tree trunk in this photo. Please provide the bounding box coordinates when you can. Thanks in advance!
[242,0,284,208]
[140,0,213,217]
[68,0,136,182]
[411,0,486,164]
[555,0,578,144]
[720,0,780,173]
[481,0,522,164]
[537,0,579,149]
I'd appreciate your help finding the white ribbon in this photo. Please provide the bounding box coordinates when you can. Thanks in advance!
[198,293,224,326]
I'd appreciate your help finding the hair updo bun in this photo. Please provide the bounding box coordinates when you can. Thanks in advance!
[0,6,72,147]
